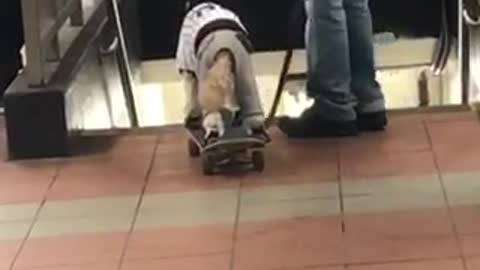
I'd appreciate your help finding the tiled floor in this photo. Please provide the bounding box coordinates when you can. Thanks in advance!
[1,111,480,269]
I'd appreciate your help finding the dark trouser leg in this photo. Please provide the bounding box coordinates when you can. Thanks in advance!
[307,0,357,121]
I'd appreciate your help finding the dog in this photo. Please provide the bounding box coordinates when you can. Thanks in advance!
[177,2,266,140]
[198,49,237,138]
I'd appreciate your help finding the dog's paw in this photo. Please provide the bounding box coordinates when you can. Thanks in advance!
[203,112,224,139]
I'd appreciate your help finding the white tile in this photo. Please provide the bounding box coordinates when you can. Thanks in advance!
[242,183,338,204]
[0,203,39,222]
[240,197,339,223]
[38,196,139,219]
[343,175,446,214]
[240,183,339,222]
[443,171,480,206]
[30,215,133,238]
[136,190,238,228]
[0,221,31,241]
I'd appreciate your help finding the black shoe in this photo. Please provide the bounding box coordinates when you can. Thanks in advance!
[278,107,358,138]
[251,126,271,143]
[357,111,388,131]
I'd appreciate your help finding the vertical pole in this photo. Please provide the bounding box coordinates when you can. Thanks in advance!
[21,0,44,86]
[107,0,139,127]
[46,0,61,62]
[458,0,468,105]
[70,0,84,26]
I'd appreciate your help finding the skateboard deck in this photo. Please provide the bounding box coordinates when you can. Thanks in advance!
[204,135,265,153]
[185,122,267,175]
[187,125,265,154]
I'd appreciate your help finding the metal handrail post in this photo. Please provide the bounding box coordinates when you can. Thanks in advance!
[70,0,84,26]
[21,0,45,86]
[46,0,61,62]
[107,0,139,127]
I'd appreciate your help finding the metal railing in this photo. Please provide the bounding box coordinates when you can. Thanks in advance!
[20,0,139,126]
[20,0,92,86]
[463,0,480,104]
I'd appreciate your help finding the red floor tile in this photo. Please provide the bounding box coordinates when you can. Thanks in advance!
[0,241,22,270]
[150,152,198,175]
[125,225,234,261]
[156,129,189,156]
[70,135,157,161]
[339,115,430,155]
[466,257,480,270]
[268,129,338,156]
[241,140,339,187]
[451,206,480,235]
[0,162,56,204]
[425,111,477,123]
[387,113,425,125]
[105,135,157,157]
[14,232,128,268]
[13,262,119,270]
[451,206,480,255]
[348,258,464,270]
[459,235,480,257]
[340,150,437,180]
[233,216,344,270]
[428,120,480,173]
[47,158,149,200]
[444,207,480,255]
[344,209,459,263]
[122,254,230,270]
[304,268,345,270]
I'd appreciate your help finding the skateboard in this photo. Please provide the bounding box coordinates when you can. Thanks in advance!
[186,124,267,175]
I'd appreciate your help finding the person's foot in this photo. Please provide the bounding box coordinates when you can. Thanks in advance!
[243,114,265,130]
[278,107,358,138]
[239,114,269,142]
[357,111,388,131]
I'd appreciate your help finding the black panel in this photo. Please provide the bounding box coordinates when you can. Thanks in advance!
[4,76,68,159]
[0,0,24,98]
[3,0,143,159]
[139,0,185,59]
[119,0,142,80]
[139,0,458,60]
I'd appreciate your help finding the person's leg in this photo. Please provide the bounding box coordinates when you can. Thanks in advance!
[196,30,265,135]
[195,32,219,134]
[228,33,265,132]
[344,0,387,130]
[217,30,265,133]
[182,71,202,128]
[307,0,357,120]
[278,0,358,138]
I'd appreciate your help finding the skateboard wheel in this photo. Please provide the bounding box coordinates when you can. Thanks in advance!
[252,151,265,172]
[202,154,215,175]
[188,139,200,157]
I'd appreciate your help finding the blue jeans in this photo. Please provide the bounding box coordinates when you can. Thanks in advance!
[305,0,385,121]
